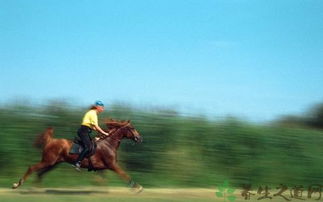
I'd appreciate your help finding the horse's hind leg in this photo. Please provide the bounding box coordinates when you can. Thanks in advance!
[35,163,59,184]
[93,170,107,185]
[12,161,52,189]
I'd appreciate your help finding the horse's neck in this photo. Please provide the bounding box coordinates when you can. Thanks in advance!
[106,137,121,150]
[104,128,123,149]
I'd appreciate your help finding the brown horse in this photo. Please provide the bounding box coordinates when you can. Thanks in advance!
[12,120,143,192]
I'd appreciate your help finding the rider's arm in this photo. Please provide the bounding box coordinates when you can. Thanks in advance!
[93,124,110,136]
[87,110,109,136]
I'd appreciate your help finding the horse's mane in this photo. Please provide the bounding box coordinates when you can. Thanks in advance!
[104,118,130,129]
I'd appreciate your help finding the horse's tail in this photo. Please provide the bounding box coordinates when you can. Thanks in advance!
[34,127,54,148]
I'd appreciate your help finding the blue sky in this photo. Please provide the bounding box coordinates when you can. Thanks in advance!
[0,0,322,121]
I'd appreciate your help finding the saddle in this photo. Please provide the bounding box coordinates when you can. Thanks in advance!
[69,136,97,171]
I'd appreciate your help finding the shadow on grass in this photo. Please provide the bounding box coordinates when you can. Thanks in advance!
[19,189,109,195]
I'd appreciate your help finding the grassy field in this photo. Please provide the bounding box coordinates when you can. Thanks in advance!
[2,104,323,189]
[2,187,214,202]
[0,187,321,202]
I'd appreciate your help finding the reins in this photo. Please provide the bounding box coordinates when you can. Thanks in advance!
[97,122,131,143]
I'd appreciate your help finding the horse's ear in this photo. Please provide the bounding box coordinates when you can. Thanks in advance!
[127,120,130,123]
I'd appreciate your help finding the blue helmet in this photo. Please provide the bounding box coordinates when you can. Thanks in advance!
[95,100,104,107]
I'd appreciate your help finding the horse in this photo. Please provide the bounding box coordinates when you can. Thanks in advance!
[12,119,143,192]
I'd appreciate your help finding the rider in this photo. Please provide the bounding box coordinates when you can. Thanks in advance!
[73,101,110,171]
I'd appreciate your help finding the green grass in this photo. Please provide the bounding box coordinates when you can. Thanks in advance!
[2,187,213,202]
[1,187,321,202]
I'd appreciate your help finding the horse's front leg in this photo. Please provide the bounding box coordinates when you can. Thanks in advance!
[110,163,143,193]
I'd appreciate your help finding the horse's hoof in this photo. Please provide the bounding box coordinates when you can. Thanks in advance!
[12,183,19,189]
[132,184,143,194]
[136,185,143,193]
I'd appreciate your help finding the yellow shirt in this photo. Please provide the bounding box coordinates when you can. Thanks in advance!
[81,109,98,129]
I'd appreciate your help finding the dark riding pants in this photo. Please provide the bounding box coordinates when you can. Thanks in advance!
[75,125,93,163]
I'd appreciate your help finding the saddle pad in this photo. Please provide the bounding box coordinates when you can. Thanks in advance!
[69,143,83,154]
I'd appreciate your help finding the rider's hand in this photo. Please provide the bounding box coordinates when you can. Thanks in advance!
[104,132,110,136]
[95,137,100,141]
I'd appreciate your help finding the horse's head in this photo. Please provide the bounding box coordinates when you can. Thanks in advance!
[123,120,143,143]
[105,119,143,143]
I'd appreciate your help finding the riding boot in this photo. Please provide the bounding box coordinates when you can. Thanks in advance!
[73,147,89,171]
[72,161,82,172]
